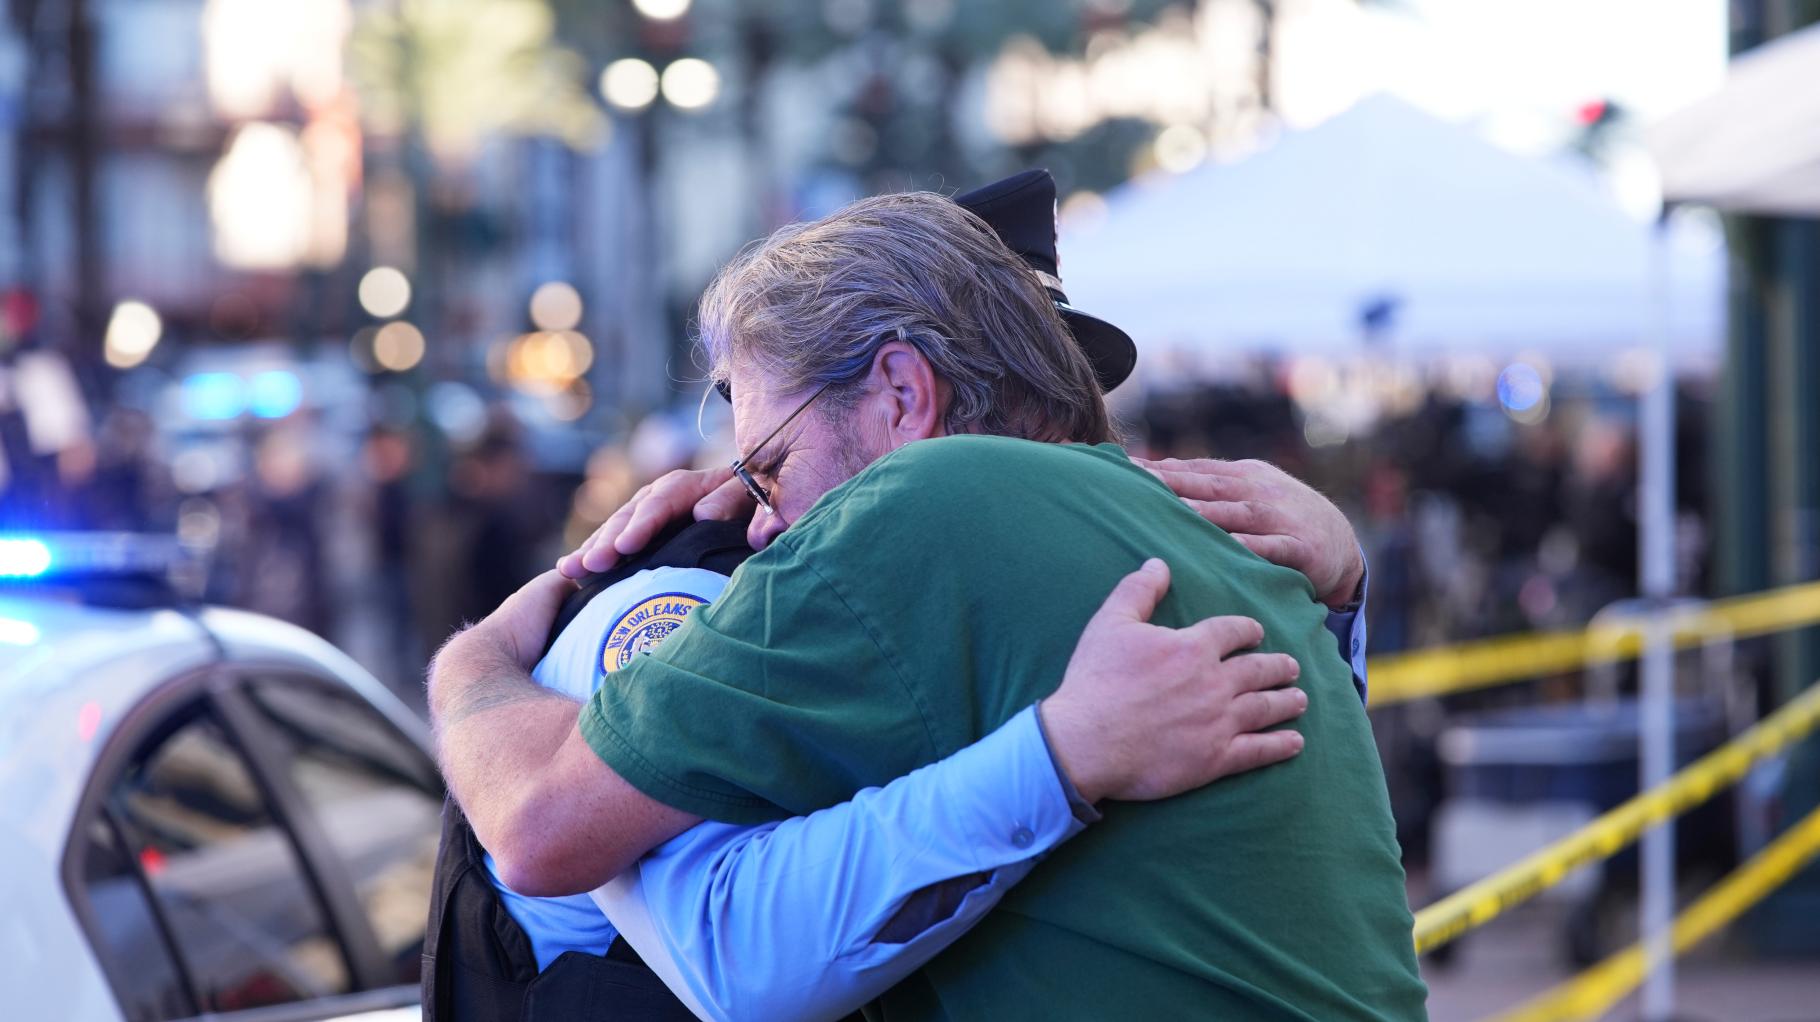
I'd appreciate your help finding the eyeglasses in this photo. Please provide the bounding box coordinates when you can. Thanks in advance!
[730,381,832,516]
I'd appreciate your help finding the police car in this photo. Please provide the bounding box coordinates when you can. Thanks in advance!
[0,533,441,1022]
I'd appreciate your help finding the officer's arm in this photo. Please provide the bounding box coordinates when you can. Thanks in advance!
[428,572,702,896]
[611,706,1089,1022]
[605,561,1309,1022]
[1134,456,1365,609]
[1136,456,1371,699]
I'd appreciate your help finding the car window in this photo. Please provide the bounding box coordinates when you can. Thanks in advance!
[246,680,443,986]
[107,703,352,1014]
[77,814,196,1022]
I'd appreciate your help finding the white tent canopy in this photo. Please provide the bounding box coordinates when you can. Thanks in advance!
[1059,95,1723,367]
[1648,20,1820,215]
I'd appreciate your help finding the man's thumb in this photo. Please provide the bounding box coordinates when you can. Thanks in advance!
[1095,558,1171,625]
[521,569,576,620]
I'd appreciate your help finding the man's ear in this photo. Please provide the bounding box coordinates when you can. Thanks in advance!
[869,339,949,443]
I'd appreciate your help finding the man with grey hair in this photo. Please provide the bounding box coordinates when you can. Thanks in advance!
[434,190,1426,1019]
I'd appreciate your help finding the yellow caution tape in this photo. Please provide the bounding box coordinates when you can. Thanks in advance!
[1368,580,1820,706]
[1489,804,1820,1022]
[1412,681,1820,954]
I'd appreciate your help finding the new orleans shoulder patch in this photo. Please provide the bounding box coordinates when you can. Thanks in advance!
[600,592,707,673]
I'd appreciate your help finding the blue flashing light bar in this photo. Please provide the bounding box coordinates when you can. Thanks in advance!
[183,372,248,421]
[0,538,52,578]
[0,533,178,581]
[249,370,303,419]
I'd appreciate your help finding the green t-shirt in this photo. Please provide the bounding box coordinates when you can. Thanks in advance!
[583,436,1428,1021]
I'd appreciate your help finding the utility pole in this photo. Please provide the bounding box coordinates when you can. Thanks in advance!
[9,0,102,362]
[67,0,99,361]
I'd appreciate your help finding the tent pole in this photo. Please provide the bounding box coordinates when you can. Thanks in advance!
[1639,210,1679,1022]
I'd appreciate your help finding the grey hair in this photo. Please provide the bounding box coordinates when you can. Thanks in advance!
[696,191,1115,445]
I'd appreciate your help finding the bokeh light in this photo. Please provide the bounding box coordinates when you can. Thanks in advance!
[104,300,163,369]
[1303,413,1349,448]
[1610,347,1663,395]
[359,266,412,318]
[1153,124,1208,174]
[1058,190,1109,234]
[1497,362,1551,424]
[0,538,53,578]
[202,0,350,118]
[547,380,593,422]
[556,331,594,375]
[632,0,691,20]
[0,617,41,646]
[427,381,487,444]
[374,322,426,371]
[208,122,313,269]
[183,372,249,421]
[529,282,584,331]
[249,370,303,419]
[1286,356,1339,407]
[504,330,594,392]
[600,58,661,112]
[171,448,229,493]
[176,497,222,549]
[661,58,720,111]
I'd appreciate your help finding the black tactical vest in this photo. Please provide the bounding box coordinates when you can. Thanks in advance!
[422,519,751,1022]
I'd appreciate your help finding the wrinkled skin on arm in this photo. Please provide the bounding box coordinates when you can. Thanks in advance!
[427,570,700,896]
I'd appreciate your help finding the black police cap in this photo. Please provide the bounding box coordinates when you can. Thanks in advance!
[954,168,1137,394]
[714,169,1136,400]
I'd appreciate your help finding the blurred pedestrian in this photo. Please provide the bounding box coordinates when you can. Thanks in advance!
[238,425,331,635]
[447,414,539,627]
[364,424,423,689]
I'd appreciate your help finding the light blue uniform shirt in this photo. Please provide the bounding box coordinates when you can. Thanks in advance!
[482,566,733,969]
[489,559,1372,1019]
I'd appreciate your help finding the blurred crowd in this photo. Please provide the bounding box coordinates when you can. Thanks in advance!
[1130,365,1719,863]
[0,339,1709,715]
[1134,371,1707,655]
[0,345,710,703]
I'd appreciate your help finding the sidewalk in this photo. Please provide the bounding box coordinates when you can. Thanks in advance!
[1420,900,1820,1021]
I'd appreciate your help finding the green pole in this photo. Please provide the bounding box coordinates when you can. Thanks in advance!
[1733,0,1820,956]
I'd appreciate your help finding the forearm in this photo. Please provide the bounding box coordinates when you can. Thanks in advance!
[601,706,1087,1022]
[428,629,583,872]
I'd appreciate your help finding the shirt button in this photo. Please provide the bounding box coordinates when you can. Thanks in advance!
[1011,826,1035,849]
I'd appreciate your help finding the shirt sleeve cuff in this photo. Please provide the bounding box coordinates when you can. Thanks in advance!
[937,705,1092,872]
[1323,548,1370,705]
[1032,701,1103,825]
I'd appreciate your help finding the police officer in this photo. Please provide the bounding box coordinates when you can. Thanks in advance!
[422,516,745,1022]
[422,170,1145,1022]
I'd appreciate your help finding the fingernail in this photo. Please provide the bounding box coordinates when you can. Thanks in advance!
[1296,690,1309,708]
[1144,558,1166,573]
[1290,732,1305,749]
